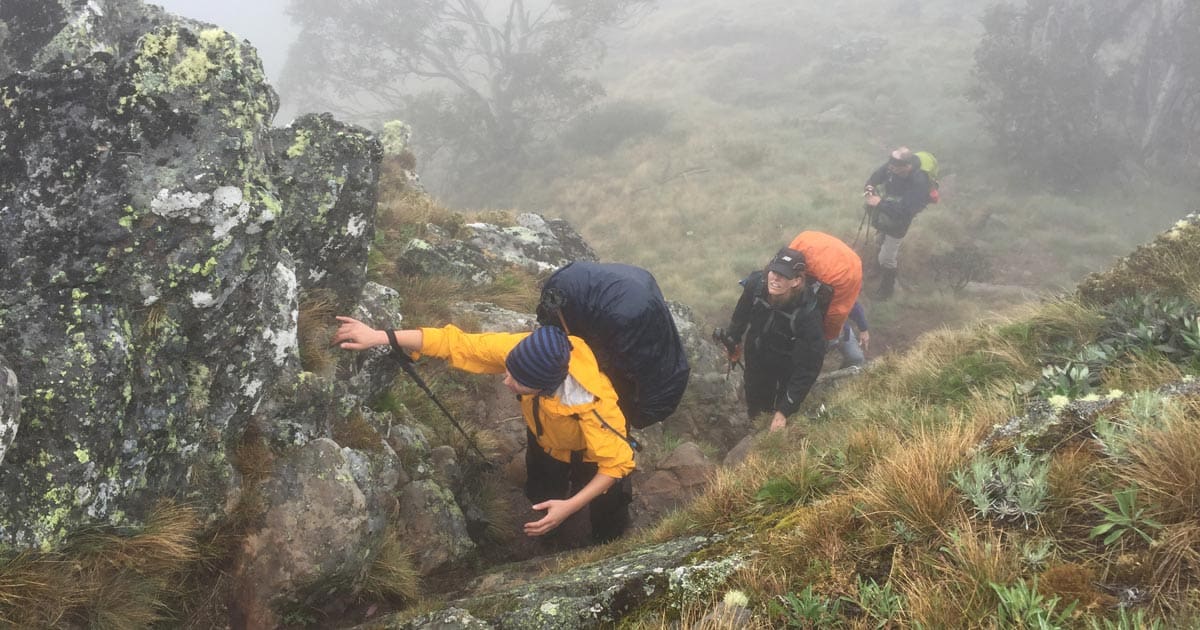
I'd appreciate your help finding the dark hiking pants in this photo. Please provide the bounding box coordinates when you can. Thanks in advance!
[524,429,632,543]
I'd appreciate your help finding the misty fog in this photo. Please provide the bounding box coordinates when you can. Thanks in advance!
[119,0,1200,338]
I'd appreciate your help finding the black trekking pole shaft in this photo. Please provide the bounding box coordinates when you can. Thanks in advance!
[391,352,493,467]
[852,205,869,249]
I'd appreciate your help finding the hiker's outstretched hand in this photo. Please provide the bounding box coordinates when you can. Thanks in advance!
[525,500,573,537]
[332,316,386,351]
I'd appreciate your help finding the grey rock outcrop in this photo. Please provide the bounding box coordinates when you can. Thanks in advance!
[395,212,599,284]
[633,441,718,529]
[467,213,598,274]
[356,535,741,630]
[0,356,17,467]
[231,438,400,627]
[0,0,384,561]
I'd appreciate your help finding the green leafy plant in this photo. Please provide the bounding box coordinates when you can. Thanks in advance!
[771,585,842,629]
[1020,538,1055,571]
[989,577,1077,629]
[952,450,1049,527]
[1037,362,1095,398]
[840,577,902,629]
[1088,607,1165,630]
[1089,486,1163,546]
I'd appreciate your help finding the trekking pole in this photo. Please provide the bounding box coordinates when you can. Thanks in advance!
[852,205,869,250]
[384,332,494,469]
[852,185,876,249]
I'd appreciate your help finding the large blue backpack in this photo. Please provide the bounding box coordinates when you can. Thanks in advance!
[536,262,690,429]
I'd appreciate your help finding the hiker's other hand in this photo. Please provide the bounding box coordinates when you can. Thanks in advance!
[859,331,870,352]
[865,194,881,207]
[769,412,787,432]
[525,500,570,536]
[332,316,384,351]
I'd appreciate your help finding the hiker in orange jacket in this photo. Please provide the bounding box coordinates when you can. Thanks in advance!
[787,230,864,342]
[332,316,636,543]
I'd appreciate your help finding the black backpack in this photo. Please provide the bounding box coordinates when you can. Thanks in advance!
[537,262,690,429]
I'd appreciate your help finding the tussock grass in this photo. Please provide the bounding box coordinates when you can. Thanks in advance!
[1123,399,1200,526]
[298,289,339,376]
[361,526,421,605]
[1102,355,1186,394]
[390,275,464,327]
[0,502,202,629]
[462,473,519,545]
[856,422,977,538]
[333,409,384,452]
[1144,522,1200,607]
[683,454,781,532]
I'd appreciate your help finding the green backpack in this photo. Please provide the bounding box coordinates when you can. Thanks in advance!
[914,151,940,204]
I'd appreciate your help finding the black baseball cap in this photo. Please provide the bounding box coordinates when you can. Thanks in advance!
[766,247,806,279]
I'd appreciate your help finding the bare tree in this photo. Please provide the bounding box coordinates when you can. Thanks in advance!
[280,0,652,195]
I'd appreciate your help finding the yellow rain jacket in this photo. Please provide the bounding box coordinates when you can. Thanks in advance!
[419,325,636,479]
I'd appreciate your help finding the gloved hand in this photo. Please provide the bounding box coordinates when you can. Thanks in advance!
[712,327,742,362]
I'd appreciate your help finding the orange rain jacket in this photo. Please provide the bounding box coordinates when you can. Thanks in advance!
[419,325,636,479]
[788,231,864,341]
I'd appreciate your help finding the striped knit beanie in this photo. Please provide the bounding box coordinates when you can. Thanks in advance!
[505,326,572,392]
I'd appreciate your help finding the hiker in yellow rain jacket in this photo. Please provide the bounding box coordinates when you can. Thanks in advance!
[332,316,636,543]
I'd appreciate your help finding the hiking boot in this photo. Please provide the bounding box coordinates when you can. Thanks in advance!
[874,268,897,301]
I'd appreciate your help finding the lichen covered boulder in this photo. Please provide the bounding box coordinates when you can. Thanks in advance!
[0,355,18,467]
[356,535,737,630]
[231,438,400,627]
[0,0,381,554]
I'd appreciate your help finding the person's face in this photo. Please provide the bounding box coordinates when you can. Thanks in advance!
[887,161,913,177]
[766,270,805,296]
[504,369,540,396]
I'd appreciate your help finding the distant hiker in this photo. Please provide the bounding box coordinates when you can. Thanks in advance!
[836,301,870,369]
[718,247,826,432]
[787,230,864,342]
[863,146,933,299]
[332,317,635,544]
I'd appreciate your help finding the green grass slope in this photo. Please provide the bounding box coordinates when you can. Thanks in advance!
[606,214,1200,628]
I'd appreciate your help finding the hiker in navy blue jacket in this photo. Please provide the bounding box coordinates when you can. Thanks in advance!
[864,147,932,299]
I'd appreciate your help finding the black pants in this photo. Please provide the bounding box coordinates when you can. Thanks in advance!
[743,352,790,418]
[524,429,632,543]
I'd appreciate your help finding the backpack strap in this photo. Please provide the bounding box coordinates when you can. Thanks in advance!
[582,411,642,453]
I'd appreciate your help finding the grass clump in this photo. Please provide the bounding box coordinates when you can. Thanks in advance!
[0,502,202,629]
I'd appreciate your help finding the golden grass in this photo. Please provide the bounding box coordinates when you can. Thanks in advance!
[837,424,898,482]
[1123,399,1200,525]
[1102,357,1186,396]
[856,422,977,538]
[939,520,1021,606]
[297,289,339,376]
[463,473,519,545]
[360,526,421,604]
[682,453,782,532]
[1044,444,1104,531]
[1145,522,1200,608]
[0,502,202,629]
[897,570,979,630]
[474,268,541,313]
[377,186,465,239]
[760,493,862,590]
[332,410,384,452]
[891,518,1019,627]
[391,275,464,328]
[1039,562,1115,612]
